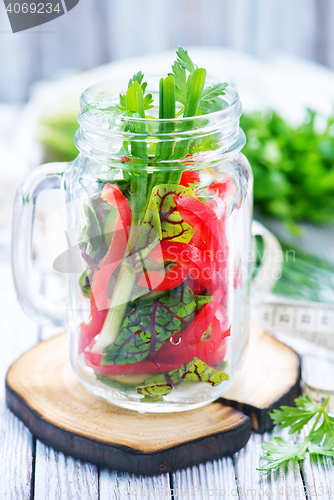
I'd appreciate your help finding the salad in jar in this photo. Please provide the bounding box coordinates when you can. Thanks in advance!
[74,47,251,408]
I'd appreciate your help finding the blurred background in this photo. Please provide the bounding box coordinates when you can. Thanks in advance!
[1,0,334,307]
[1,0,334,102]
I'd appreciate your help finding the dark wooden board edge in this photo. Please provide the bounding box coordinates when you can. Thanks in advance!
[6,382,251,475]
[220,357,301,433]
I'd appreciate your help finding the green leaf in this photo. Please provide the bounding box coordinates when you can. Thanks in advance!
[102,285,212,365]
[260,396,334,471]
[200,83,228,114]
[310,411,334,448]
[79,267,92,299]
[144,93,154,111]
[176,46,197,73]
[80,200,102,258]
[137,357,229,399]
[128,71,148,96]
[128,71,144,88]
[126,81,145,119]
[169,61,187,105]
[270,395,320,434]
[169,47,198,106]
[134,183,196,255]
[258,438,308,471]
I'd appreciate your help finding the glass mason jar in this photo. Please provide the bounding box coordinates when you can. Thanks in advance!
[12,77,253,413]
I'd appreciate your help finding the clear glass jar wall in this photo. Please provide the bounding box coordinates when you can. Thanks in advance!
[64,78,253,412]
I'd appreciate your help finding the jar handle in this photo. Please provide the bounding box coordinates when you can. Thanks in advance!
[251,220,283,308]
[12,163,67,327]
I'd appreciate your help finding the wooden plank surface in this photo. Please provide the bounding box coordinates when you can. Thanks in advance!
[234,431,305,500]
[300,425,334,500]
[99,469,171,500]
[34,441,99,500]
[172,458,237,499]
[0,265,38,499]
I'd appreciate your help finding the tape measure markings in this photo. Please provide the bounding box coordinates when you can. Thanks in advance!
[261,300,334,335]
[260,300,334,414]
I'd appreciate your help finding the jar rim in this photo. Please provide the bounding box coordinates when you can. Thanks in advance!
[75,76,245,164]
[78,76,242,131]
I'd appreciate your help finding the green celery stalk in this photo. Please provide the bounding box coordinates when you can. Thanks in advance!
[125,81,148,226]
[170,68,206,183]
[151,75,176,188]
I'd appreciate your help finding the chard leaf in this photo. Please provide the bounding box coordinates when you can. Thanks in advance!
[134,184,196,255]
[137,357,229,399]
[80,200,102,258]
[102,285,212,365]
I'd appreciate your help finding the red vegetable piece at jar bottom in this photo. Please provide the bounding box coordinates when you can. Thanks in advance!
[91,183,132,312]
[83,323,229,377]
[83,340,187,376]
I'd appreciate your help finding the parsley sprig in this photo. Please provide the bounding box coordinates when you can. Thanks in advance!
[170,47,227,115]
[259,395,334,471]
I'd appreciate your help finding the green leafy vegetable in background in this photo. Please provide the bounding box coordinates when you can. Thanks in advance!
[241,110,334,228]
[259,395,334,470]
[38,114,79,162]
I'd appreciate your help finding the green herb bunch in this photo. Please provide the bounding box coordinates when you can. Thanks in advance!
[259,395,334,471]
[241,110,334,231]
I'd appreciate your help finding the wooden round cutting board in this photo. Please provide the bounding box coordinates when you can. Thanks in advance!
[5,327,300,475]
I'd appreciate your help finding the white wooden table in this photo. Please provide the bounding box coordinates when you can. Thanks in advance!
[1,237,334,500]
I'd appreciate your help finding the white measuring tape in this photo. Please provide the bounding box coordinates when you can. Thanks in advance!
[260,299,334,414]
[261,299,334,350]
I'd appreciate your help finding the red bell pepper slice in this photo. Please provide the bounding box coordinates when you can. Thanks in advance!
[179,170,200,187]
[174,195,229,288]
[174,195,228,260]
[79,183,132,353]
[137,262,189,291]
[149,240,218,293]
[187,276,205,295]
[91,183,132,311]
[78,295,108,355]
[207,175,237,200]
